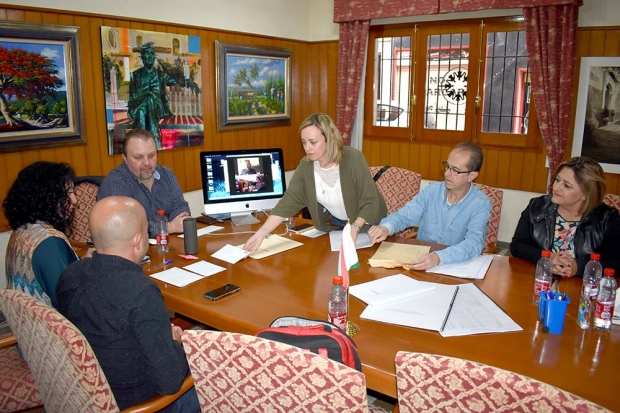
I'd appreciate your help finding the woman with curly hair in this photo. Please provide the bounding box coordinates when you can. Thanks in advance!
[3,161,79,308]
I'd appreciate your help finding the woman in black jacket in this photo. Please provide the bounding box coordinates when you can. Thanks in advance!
[511,157,620,278]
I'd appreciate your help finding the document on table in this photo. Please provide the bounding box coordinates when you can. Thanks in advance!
[212,244,250,264]
[149,260,227,287]
[237,235,303,259]
[329,231,371,251]
[439,283,522,337]
[426,254,494,280]
[183,260,226,277]
[368,242,431,269]
[299,228,326,238]
[358,283,459,332]
[613,287,620,325]
[349,274,436,306]
[149,267,205,287]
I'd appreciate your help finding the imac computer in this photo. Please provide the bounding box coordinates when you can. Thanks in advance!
[199,148,286,226]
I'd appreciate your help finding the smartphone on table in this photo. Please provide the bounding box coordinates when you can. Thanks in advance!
[204,284,241,301]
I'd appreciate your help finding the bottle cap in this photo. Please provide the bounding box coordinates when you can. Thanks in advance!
[541,250,551,258]
[590,253,601,261]
[603,268,615,277]
[332,276,343,285]
[157,210,165,216]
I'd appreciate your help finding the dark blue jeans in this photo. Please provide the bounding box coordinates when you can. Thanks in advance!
[330,216,348,227]
[159,386,200,413]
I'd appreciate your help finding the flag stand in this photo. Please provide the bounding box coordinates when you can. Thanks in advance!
[345,290,360,337]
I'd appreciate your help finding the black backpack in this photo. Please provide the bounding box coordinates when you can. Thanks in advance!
[256,316,362,372]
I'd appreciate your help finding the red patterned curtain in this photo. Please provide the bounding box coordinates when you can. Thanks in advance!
[336,20,370,146]
[524,4,579,187]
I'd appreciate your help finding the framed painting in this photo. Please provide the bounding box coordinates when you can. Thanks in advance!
[0,21,85,153]
[215,41,291,131]
[101,26,203,154]
[572,57,620,174]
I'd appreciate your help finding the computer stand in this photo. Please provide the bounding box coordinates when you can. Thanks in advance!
[230,212,260,226]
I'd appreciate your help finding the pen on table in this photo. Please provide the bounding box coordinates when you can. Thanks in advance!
[439,285,459,333]
[146,259,173,272]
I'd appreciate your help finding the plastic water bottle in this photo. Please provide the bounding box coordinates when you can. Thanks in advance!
[155,209,169,253]
[594,268,617,331]
[328,276,347,332]
[577,253,603,329]
[533,250,552,305]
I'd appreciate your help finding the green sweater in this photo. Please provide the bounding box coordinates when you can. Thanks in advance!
[273,146,387,232]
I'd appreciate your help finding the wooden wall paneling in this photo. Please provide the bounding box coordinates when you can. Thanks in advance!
[388,141,401,166]
[587,30,607,56]
[507,150,524,189]
[6,8,24,21]
[602,29,620,56]
[427,144,443,180]
[519,151,538,192]
[407,142,421,173]
[417,143,431,179]
[398,141,409,167]
[318,43,329,111]
[494,151,512,189]
[482,149,499,187]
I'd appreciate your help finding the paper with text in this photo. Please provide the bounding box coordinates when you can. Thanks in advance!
[349,274,436,306]
[183,261,226,277]
[299,228,326,238]
[440,283,522,337]
[359,283,459,332]
[149,267,204,288]
[368,242,431,268]
[426,254,494,279]
[329,231,371,251]
[237,235,303,259]
[212,244,250,264]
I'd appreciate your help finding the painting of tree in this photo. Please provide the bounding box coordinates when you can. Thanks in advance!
[0,21,84,152]
[0,46,64,130]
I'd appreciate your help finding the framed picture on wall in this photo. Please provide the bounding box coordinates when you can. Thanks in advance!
[572,57,620,174]
[0,21,85,153]
[215,41,292,131]
[100,26,204,155]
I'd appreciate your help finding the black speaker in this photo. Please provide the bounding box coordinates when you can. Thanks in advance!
[183,218,198,255]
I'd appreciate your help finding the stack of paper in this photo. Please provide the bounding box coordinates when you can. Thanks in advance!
[367,242,430,269]
[350,274,522,336]
[426,254,494,280]
[350,274,458,332]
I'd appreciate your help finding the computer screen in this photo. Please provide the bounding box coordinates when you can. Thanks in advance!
[199,148,286,225]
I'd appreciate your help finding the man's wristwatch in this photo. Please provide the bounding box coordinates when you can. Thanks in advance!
[352,222,362,232]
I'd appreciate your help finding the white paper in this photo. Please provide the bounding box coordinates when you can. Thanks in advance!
[359,283,459,332]
[178,225,224,238]
[439,283,523,337]
[183,260,226,277]
[211,244,250,264]
[149,267,204,287]
[349,274,436,306]
[426,254,494,280]
[299,228,327,238]
[329,231,371,251]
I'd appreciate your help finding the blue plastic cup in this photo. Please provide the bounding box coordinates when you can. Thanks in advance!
[538,292,570,334]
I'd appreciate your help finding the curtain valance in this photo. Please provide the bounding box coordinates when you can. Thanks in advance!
[333,0,582,22]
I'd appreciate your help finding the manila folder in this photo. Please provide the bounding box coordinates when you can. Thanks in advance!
[368,242,430,269]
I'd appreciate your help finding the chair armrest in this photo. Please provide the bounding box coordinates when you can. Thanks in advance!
[0,333,17,348]
[120,375,194,413]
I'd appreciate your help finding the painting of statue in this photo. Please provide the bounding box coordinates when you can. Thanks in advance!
[101,26,203,154]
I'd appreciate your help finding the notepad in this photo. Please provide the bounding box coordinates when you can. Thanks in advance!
[426,254,494,280]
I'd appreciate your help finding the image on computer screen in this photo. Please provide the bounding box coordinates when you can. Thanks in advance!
[200,148,285,219]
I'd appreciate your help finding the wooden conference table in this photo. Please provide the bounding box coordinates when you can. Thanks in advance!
[145,217,620,411]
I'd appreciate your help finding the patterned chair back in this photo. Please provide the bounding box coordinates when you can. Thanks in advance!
[474,183,504,254]
[0,289,120,413]
[369,166,422,238]
[603,193,620,213]
[70,176,104,243]
[182,330,382,413]
[395,351,606,412]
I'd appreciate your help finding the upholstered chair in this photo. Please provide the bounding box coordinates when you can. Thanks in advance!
[474,183,504,254]
[395,351,606,412]
[0,333,42,412]
[70,176,104,243]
